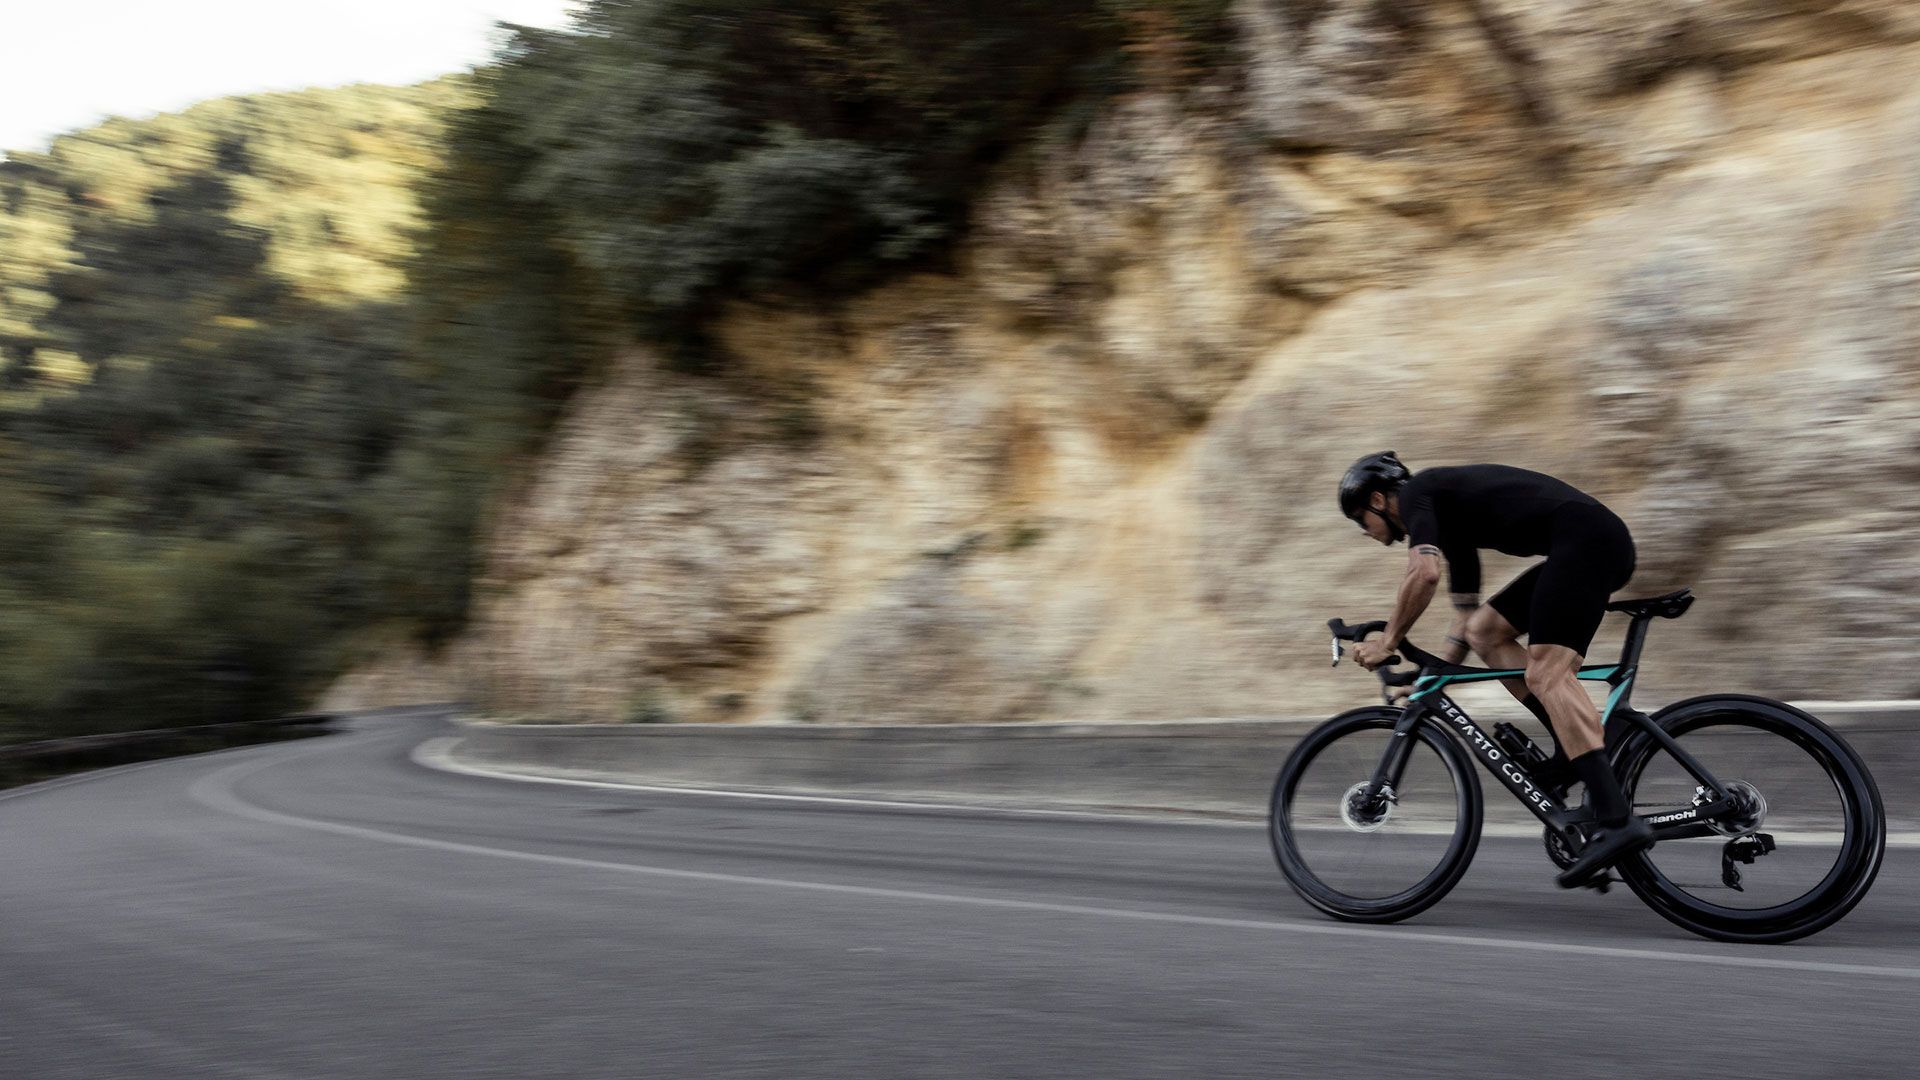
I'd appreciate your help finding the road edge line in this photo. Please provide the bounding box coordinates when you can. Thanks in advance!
[194,740,1920,983]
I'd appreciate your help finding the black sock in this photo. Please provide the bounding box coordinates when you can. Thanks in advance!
[1571,749,1631,823]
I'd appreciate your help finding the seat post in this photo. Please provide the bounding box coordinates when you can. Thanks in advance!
[1616,614,1653,679]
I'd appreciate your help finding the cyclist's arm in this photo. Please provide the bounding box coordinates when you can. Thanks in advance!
[1390,486,1462,655]
[1382,544,1444,649]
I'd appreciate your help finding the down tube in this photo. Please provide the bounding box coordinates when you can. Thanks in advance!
[1424,693,1565,821]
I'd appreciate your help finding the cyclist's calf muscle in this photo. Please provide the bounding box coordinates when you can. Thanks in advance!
[1526,644,1605,757]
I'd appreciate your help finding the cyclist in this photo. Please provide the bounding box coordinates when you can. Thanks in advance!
[1337,451,1651,887]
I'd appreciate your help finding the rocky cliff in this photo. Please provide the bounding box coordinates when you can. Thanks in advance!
[328,1,1920,722]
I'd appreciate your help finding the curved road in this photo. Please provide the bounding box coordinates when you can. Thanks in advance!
[3,708,1914,1079]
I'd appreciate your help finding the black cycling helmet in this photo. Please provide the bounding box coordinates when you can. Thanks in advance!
[1338,451,1411,524]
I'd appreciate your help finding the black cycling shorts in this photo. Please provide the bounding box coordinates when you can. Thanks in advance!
[1486,503,1636,656]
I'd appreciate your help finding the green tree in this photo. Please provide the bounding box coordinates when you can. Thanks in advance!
[477,0,1115,353]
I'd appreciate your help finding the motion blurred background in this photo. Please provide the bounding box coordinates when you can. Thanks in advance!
[4,0,1917,745]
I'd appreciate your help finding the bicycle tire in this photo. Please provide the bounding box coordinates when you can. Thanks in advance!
[1270,706,1483,923]
[1612,695,1885,944]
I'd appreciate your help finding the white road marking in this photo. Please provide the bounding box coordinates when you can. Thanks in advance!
[414,736,1920,846]
[1791,700,1920,711]
[196,739,1920,982]
[410,736,1255,827]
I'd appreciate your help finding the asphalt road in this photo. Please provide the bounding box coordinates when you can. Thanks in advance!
[3,707,1915,1080]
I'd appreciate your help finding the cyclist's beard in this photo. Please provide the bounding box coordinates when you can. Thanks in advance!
[1370,508,1405,544]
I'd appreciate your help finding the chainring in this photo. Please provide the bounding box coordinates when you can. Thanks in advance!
[1544,826,1580,870]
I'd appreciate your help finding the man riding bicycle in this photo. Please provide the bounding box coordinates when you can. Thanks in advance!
[1337,451,1651,888]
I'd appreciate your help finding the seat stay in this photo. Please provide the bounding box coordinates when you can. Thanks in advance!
[1606,699,1734,803]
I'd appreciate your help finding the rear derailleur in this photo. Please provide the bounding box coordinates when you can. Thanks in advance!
[1719,832,1777,892]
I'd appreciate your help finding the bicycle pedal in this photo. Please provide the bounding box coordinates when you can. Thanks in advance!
[1581,874,1620,894]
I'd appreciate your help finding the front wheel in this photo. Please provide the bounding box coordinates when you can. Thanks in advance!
[1270,707,1483,923]
[1613,695,1885,944]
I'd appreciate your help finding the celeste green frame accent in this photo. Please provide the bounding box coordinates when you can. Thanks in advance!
[1600,674,1635,722]
[1406,664,1620,703]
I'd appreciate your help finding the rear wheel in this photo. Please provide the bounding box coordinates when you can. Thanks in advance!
[1270,707,1483,923]
[1613,695,1884,944]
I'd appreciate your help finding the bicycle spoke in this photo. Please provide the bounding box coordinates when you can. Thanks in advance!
[1285,725,1465,901]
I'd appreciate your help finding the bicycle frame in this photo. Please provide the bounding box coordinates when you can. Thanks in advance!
[1361,612,1739,843]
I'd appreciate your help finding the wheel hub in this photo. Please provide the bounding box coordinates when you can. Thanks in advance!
[1706,780,1768,837]
[1340,782,1395,832]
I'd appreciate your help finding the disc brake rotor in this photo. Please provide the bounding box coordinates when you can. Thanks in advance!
[1340,782,1395,832]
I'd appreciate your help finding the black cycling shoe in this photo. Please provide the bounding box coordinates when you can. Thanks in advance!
[1556,816,1654,889]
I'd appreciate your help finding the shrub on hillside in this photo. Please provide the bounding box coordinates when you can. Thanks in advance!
[474,0,1142,352]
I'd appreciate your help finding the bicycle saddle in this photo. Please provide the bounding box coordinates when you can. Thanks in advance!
[1605,587,1694,620]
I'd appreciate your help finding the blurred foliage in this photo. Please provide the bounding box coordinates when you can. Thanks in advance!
[478,0,1230,355]
[0,1,1234,741]
[0,82,531,740]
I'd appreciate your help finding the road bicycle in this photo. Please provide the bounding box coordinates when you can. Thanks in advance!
[1269,589,1885,943]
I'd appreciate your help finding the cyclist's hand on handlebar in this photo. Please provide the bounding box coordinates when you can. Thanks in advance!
[1351,638,1396,671]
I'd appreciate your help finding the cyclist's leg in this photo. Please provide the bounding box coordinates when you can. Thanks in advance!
[1473,566,1539,703]
[1525,642,1602,756]
[1473,568,1567,761]
[1522,505,1635,756]
[1532,639,1650,885]
[1524,530,1626,758]
[1526,507,1647,885]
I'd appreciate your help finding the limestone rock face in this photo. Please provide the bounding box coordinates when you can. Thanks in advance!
[343,3,1920,720]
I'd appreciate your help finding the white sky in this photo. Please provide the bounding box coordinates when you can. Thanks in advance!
[0,1,585,153]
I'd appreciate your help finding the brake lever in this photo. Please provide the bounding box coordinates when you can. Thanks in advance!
[1385,667,1412,706]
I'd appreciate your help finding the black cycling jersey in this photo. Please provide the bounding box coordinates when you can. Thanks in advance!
[1398,464,1635,655]
[1398,464,1603,596]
